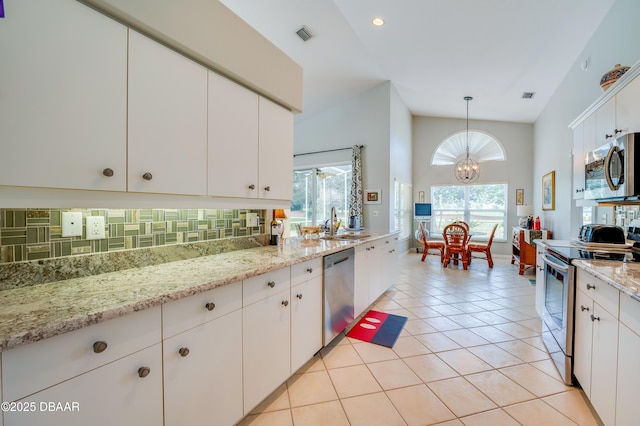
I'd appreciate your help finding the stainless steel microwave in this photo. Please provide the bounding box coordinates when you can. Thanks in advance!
[584,132,640,202]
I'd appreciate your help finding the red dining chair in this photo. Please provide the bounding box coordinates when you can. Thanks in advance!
[418,221,445,262]
[467,224,499,268]
[443,223,469,270]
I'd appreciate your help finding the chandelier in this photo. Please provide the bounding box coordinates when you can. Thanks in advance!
[455,96,480,183]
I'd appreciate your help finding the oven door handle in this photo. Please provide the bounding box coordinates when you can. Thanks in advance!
[542,254,569,272]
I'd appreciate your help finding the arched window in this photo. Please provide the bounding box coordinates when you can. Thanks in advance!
[431,130,506,165]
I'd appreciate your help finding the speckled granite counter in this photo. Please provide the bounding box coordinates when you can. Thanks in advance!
[572,259,640,302]
[0,233,395,351]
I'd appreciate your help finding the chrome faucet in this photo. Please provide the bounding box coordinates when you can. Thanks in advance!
[330,206,336,237]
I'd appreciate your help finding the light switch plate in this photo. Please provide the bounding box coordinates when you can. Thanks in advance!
[86,216,105,240]
[61,212,83,237]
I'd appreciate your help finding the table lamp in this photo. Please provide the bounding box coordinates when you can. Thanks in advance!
[517,205,534,228]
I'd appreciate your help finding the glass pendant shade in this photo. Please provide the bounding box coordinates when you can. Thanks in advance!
[455,96,480,184]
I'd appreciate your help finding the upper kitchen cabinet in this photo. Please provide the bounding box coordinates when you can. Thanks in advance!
[128,31,208,196]
[594,97,618,146]
[0,0,127,191]
[616,74,640,135]
[208,73,293,201]
[208,72,259,198]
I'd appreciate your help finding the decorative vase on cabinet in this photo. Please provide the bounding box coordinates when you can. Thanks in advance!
[600,64,630,92]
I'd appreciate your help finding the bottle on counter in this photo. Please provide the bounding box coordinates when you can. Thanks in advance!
[526,215,533,230]
[534,216,541,230]
[270,210,279,245]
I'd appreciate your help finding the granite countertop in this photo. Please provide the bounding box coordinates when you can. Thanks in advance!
[572,259,640,302]
[0,233,396,351]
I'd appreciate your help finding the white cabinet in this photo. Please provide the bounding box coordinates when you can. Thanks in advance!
[572,122,585,199]
[127,31,208,195]
[290,259,323,374]
[0,0,127,191]
[354,244,372,318]
[243,269,291,414]
[615,75,640,134]
[163,310,243,426]
[595,97,618,146]
[574,269,620,426]
[616,296,640,426]
[354,235,400,317]
[534,245,545,316]
[4,344,163,426]
[381,236,399,296]
[208,72,260,198]
[258,97,294,200]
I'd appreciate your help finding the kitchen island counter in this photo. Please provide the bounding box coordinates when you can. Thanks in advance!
[0,233,397,350]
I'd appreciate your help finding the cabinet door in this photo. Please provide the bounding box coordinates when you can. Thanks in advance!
[368,243,385,304]
[589,302,618,426]
[5,344,163,426]
[291,275,323,374]
[243,288,291,413]
[258,97,293,200]
[616,74,640,135]
[164,310,243,426]
[128,31,207,195]
[381,237,399,294]
[595,97,617,146]
[572,123,585,199]
[616,324,640,426]
[354,245,371,317]
[573,289,593,396]
[0,0,127,191]
[535,246,545,316]
[208,72,259,198]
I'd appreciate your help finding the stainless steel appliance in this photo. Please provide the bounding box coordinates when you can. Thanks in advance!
[323,248,355,345]
[584,132,640,202]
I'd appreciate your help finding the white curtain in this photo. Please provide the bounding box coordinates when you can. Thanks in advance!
[349,145,363,225]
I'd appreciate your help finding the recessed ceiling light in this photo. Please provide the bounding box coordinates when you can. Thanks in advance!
[372,17,385,26]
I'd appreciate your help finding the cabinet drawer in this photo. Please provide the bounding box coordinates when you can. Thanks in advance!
[576,268,620,317]
[243,267,290,306]
[620,295,640,336]
[2,306,161,402]
[291,258,322,286]
[162,281,242,339]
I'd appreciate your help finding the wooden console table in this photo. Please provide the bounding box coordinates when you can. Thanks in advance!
[511,227,551,275]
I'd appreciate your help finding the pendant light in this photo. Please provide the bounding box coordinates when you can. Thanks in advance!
[455,96,480,184]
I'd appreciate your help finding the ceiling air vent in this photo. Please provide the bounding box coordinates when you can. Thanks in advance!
[522,92,536,99]
[296,27,312,42]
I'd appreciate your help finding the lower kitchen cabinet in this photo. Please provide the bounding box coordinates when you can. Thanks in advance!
[535,245,545,316]
[290,260,323,374]
[354,244,372,317]
[4,344,163,426]
[243,287,291,414]
[616,323,640,426]
[163,309,243,426]
[573,288,593,395]
[589,303,618,426]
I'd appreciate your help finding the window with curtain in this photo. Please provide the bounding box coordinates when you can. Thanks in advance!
[430,183,507,241]
[291,165,352,234]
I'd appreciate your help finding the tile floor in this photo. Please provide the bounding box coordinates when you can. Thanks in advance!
[238,252,602,426]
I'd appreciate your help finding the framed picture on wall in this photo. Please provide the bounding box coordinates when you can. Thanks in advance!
[542,171,555,210]
[516,189,524,205]
[364,189,381,204]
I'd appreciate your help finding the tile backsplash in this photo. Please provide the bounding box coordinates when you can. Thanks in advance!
[0,208,265,264]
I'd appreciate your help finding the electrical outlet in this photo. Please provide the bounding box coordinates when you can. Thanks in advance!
[86,216,105,240]
[246,213,259,227]
[62,212,83,237]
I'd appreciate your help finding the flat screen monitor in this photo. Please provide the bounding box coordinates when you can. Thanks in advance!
[414,203,432,219]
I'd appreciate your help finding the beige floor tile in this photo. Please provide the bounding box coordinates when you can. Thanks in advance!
[293,355,326,375]
[448,313,487,328]
[415,332,462,352]
[237,409,293,426]
[529,358,564,382]
[466,344,525,368]
[493,322,540,339]
[367,359,422,390]
[443,329,491,347]
[519,335,547,352]
[467,325,516,343]
[517,318,543,333]
[392,335,431,358]
[386,384,456,426]
[395,297,427,309]
[404,353,460,383]
[499,364,572,397]
[503,399,577,426]
[424,316,464,331]
[496,340,549,362]
[448,303,486,314]
[469,311,510,325]
[459,408,520,426]
[250,383,290,414]
[290,400,350,426]
[542,390,600,426]
[352,341,399,363]
[427,377,498,417]
[286,370,338,407]
[321,343,363,369]
[436,348,494,375]
[375,299,405,310]
[408,305,442,318]
[464,370,536,406]
[341,392,406,426]
[327,364,382,398]
[404,319,439,335]
[433,420,464,426]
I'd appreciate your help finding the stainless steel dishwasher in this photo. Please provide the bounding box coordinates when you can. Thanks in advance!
[323,248,355,345]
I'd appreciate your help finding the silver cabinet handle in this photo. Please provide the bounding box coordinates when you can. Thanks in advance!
[138,367,151,378]
[102,168,114,177]
[586,283,596,290]
[93,341,108,353]
[590,314,600,322]
[205,302,216,311]
[581,305,590,312]
[296,294,303,299]
[282,300,289,307]
[267,281,275,288]
[179,347,190,357]
[264,186,271,191]
[306,267,313,273]
[142,172,153,181]
[248,184,255,190]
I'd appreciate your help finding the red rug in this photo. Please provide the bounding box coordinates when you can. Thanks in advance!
[346,310,407,348]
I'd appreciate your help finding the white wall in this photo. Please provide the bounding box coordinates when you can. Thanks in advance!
[294,81,413,234]
[534,0,640,239]
[412,117,534,256]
